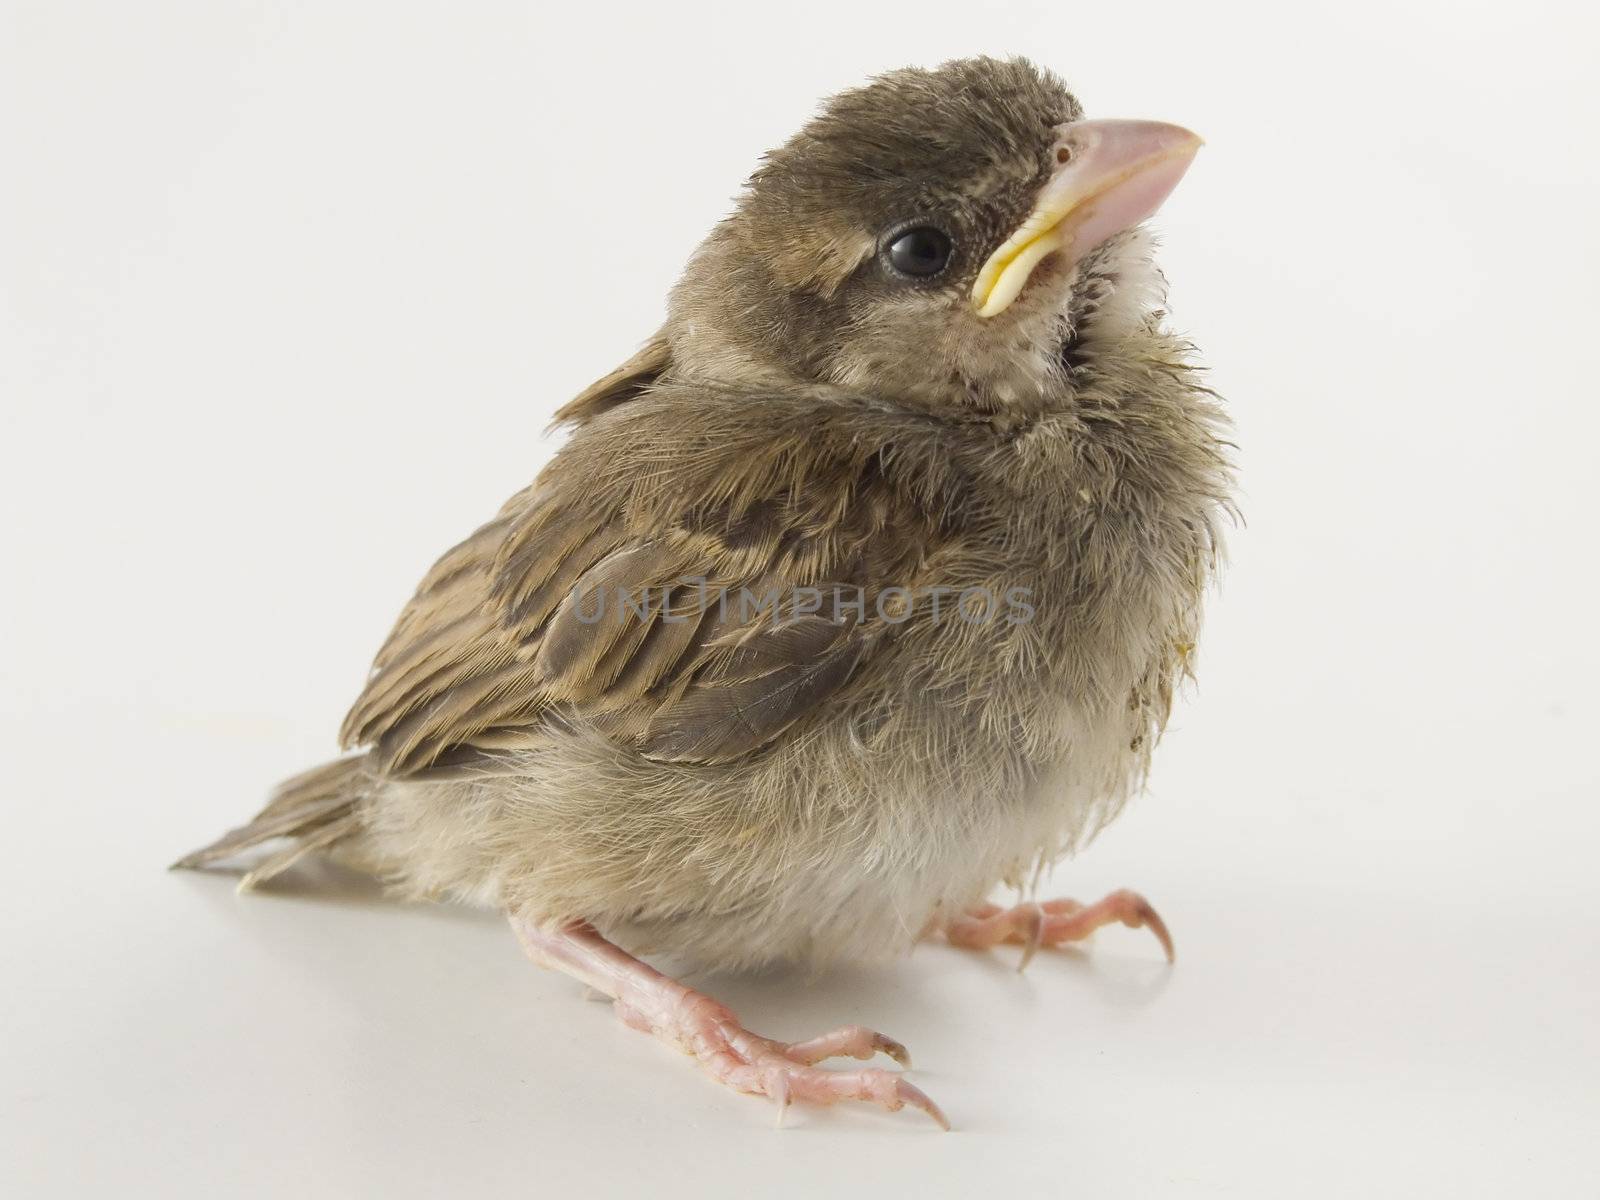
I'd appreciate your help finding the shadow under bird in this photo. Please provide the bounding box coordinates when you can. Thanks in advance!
[178,56,1234,1129]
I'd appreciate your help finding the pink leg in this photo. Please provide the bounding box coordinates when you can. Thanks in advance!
[943,889,1175,970]
[509,914,948,1130]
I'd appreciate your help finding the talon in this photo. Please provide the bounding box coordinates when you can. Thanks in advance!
[770,1072,790,1128]
[1016,901,1046,972]
[1122,891,1176,963]
[873,1032,911,1069]
[784,1024,914,1068]
[897,1079,951,1131]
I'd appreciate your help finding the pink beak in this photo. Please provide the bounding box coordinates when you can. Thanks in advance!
[971,118,1202,317]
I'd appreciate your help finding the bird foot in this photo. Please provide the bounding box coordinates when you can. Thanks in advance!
[510,914,948,1130]
[943,888,1174,969]
[619,999,944,1129]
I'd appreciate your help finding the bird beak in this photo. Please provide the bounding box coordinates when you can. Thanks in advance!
[971,119,1202,318]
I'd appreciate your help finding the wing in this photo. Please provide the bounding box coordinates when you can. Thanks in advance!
[339,390,941,777]
[547,331,670,428]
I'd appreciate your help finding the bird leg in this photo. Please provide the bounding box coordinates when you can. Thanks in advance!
[508,913,948,1129]
[942,889,1175,970]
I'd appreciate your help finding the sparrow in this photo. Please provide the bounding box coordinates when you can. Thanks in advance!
[177,56,1233,1130]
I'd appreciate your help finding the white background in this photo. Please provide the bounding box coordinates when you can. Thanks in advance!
[3,1,1597,1195]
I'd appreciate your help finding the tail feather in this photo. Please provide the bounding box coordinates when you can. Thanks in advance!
[172,756,370,889]
[235,811,366,891]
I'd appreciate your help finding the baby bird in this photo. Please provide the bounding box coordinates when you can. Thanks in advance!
[178,56,1233,1129]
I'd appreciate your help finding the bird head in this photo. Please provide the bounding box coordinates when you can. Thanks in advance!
[667,57,1201,411]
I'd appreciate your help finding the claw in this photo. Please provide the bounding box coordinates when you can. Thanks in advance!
[785,1024,913,1068]
[873,1032,912,1068]
[770,1072,791,1129]
[896,1079,952,1131]
[1119,890,1176,963]
[1015,902,1046,973]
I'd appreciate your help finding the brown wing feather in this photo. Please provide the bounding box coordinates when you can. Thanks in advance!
[640,614,872,763]
[533,542,684,693]
[343,515,896,775]
[340,382,943,778]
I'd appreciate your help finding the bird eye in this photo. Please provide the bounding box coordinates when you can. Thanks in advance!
[884,226,954,278]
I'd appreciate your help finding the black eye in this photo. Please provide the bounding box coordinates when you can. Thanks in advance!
[885,226,953,278]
